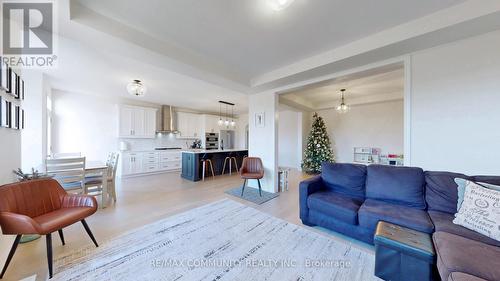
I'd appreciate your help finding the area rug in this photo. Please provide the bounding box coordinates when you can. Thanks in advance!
[53,200,379,281]
[225,186,279,204]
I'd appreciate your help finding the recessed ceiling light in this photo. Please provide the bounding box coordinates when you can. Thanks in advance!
[268,0,295,11]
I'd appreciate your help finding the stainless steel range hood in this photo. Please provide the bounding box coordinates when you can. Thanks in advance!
[157,105,179,134]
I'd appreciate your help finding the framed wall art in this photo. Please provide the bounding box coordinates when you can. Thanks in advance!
[9,69,19,98]
[255,112,265,128]
[11,105,20,130]
[0,61,10,92]
[1,98,11,128]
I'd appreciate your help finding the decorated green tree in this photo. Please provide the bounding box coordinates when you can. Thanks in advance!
[301,113,335,174]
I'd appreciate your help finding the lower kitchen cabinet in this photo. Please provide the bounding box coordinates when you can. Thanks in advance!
[121,150,182,177]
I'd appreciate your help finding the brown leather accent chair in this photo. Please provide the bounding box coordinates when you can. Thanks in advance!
[0,179,99,279]
[239,157,265,197]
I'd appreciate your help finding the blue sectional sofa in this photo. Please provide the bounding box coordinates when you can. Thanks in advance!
[299,163,500,281]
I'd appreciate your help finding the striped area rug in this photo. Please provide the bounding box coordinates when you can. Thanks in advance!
[54,200,379,281]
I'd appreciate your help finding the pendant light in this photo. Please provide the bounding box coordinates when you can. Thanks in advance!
[218,103,223,126]
[224,104,230,126]
[230,106,236,127]
[336,89,350,114]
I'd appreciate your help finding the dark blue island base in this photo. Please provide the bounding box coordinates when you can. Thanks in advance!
[181,149,248,181]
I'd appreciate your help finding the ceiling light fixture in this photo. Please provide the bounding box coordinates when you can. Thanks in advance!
[127,79,146,97]
[336,89,350,114]
[268,0,295,11]
[218,101,236,128]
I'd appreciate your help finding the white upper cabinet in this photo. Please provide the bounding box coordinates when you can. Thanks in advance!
[202,114,220,134]
[177,112,201,139]
[119,105,157,138]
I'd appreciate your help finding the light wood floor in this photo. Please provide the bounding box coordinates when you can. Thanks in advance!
[0,170,371,281]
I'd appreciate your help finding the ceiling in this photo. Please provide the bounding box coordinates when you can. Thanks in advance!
[39,1,500,114]
[74,0,465,83]
[279,63,404,110]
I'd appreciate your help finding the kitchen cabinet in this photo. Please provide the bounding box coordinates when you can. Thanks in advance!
[122,152,144,175]
[202,114,220,134]
[119,105,157,138]
[176,112,201,139]
[121,150,182,177]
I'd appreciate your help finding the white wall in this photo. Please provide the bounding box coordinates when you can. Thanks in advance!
[316,100,404,163]
[51,90,187,162]
[21,70,49,171]
[236,113,249,149]
[278,110,302,169]
[409,30,500,175]
[248,92,277,192]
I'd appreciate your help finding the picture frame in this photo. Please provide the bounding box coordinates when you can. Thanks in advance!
[21,108,25,129]
[9,69,19,98]
[11,105,20,130]
[255,112,265,128]
[1,99,11,128]
[0,61,10,92]
[20,79,25,100]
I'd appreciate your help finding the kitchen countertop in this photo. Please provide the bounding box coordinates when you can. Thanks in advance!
[181,148,248,154]
[121,149,183,153]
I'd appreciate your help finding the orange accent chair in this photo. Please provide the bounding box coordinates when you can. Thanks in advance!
[0,179,99,279]
[239,157,265,197]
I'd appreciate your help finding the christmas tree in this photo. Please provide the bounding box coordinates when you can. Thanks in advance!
[302,112,335,174]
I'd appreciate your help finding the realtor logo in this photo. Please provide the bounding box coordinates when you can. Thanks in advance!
[2,1,56,68]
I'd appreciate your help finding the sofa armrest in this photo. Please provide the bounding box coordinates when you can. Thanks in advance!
[0,212,41,235]
[299,175,324,221]
[61,194,98,209]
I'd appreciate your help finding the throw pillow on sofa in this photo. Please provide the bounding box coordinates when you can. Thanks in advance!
[453,180,500,242]
[455,178,500,210]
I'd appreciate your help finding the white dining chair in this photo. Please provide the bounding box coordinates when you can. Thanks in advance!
[85,152,119,203]
[45,157,86,193]
[52,152,82,159]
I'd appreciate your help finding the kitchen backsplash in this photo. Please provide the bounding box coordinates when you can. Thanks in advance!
[120,135,198,151]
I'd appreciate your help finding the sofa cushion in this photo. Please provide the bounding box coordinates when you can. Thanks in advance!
[321,162,367,199]
[428,211,500,247]
[366,165,426,209]
[358,199,434,233]
[473,175,500,186]
[425,171,472,214]
[448,272,488,281]
[433,232,500,281]
[307,191,363,225]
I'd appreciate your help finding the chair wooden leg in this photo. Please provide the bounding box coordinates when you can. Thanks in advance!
[58,229,65,245]
[257,179,262,197]
[111,181,117,202]
[46,233,53,279]
[241,179,247,197]
[222,158,228,175]
[81,220,99,247]
[202,160,206,181]
[0,235,22,279]
[232,157,239,172]
[208,160,215,179]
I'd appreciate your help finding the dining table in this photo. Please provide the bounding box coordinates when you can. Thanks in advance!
[37,160,110,208]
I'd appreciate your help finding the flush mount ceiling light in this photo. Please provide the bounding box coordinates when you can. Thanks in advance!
[335,89,350,114]
[127,79,146,97]
[268,0,295,11]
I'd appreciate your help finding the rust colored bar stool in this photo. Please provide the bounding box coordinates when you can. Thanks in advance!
[222,151,238,175]
[240,157,264,197]
[201,153,215,181]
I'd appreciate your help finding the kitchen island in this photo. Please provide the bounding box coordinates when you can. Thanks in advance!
[181,149,248,181]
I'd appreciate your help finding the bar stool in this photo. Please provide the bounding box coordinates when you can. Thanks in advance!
[201,153,215,181]
[222,152,238,175]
